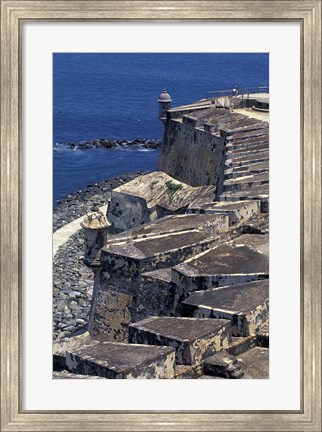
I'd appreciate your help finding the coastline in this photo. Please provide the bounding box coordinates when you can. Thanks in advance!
[53,170,149,339]
[54,137,161,151]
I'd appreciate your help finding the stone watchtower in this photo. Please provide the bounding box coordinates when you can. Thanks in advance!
[158,89,172,124]
[80,204,110,267]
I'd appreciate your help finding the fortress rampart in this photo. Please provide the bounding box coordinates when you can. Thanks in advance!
[54,91,270,380]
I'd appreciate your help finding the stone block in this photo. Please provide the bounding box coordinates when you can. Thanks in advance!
[53,332,98,371]
[106,213,229,243]
[108,171,215,233]
[238,347,269,379]
[128,316,231,365]
[101,230,220,278]
[226,335,257,356]
[187,200,260,227]
[257,324,269,347]
[182,280,269,336]
[66,341,175,379]
[174,364,204,379]
[172,244,269,293]
[223,172,269,192]
[231,233,269,257]
[203,350,244,379]
[138,268,180,318]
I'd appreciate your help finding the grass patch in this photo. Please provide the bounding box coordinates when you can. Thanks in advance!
[165,180,183,204]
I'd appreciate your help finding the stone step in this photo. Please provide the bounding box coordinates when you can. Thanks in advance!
[128,316,231,365]
[226,128,269,143]
[226,142,269,159]
[224,161,269,179]
[242,215,269,234]
[101,229,221,278]
[234,160,269,172]
[172,244,269,293]
[226,135,269,151]
[231,233,269,256]
[225,121,268,136]
[237,347,269,379]
[203,350,244,378]
[174,364,204,379]
[227,134,269,149]
[226,335,257,357]
[223,172,269,192]
[106,213,229,244]
[226,151,269,168]
[95,229,221,340]
[187,200,260,227]
[181,279,269,336]
[66,341,176,379]
[219,185,269,212]
[219,117,261,132]
[53,332,97,371]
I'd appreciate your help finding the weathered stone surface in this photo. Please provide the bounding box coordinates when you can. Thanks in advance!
[242,214,269,234]
[138,268,180,318]
[158,106,227,186]
[182,280,269,336]
[66,341,175,379]
[219,186,269,213]
[172,244,269,293]
[129,316,231,365]
[231,233,269,257]
[53,332,98,371]
[187,200,260,227]
[91,226,220,340]
[108,171,215,233]
[203,350,244,378]
[106,213,229,243]
[226,335,257,356]
[223,172,269,192]
[101,230,220,278]
[174,364,204,379]
[238,347,269,379]
[257,324,269,347]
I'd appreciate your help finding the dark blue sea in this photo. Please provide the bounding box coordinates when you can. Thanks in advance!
[54,53,269,204]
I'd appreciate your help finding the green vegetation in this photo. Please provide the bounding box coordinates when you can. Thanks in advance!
[165,180,183,204]
[149,179,159,190]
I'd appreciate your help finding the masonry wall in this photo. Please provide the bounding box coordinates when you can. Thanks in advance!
[157,114,226,188]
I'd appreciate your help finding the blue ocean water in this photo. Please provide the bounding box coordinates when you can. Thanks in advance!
[54,53,269,203]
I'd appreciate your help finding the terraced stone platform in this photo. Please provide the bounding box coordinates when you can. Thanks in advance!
[172,243,269,293]
[238,347,269,379]
[231,233,269,256]
[187,200,260,227]
[53,96,270,380]
[182,279,269,336]
[66,341,176,379]
[108,171,215,233]
[129,316,231,365]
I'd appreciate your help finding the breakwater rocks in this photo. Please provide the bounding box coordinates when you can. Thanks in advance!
[54,171,146,231]
[60,138,161,151]
[53,230,93,340]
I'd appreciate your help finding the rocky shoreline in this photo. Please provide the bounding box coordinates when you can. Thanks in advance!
[54,171,147,231]
[55,137,161,151]
[53,171,147,339]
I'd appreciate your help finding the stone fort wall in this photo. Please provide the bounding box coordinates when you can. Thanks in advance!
[158,109,226,190]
